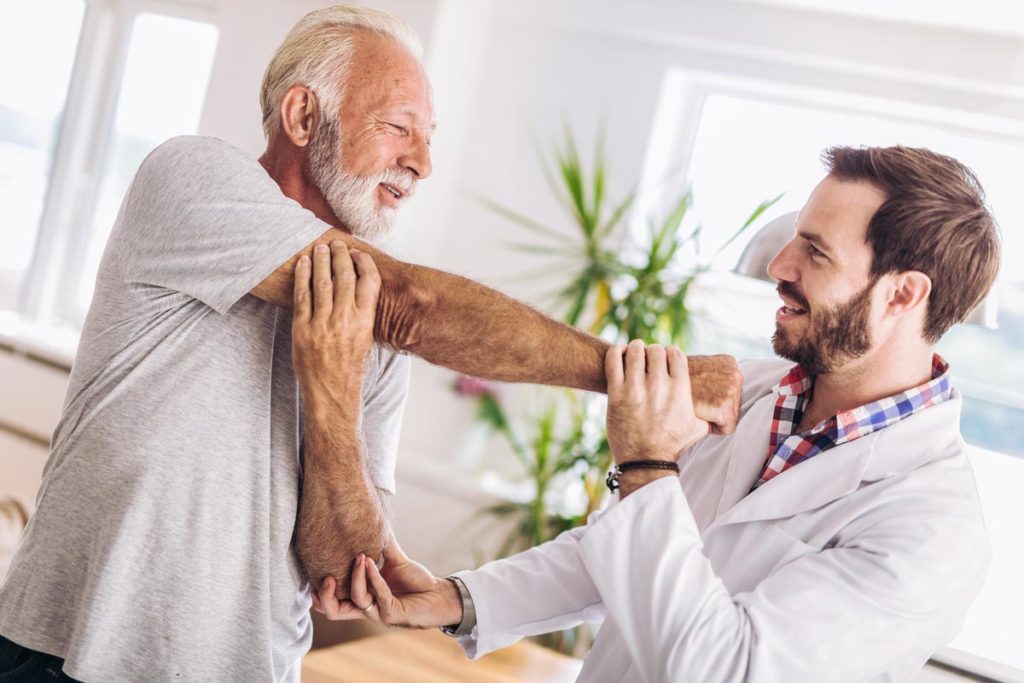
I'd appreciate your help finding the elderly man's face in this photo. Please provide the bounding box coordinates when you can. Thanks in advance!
[309,33,435,242]
[766,176,887,374]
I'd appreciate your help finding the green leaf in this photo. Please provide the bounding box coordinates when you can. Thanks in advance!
[714,191,785,258]
[475,195,575,245]
[597,189,636,239]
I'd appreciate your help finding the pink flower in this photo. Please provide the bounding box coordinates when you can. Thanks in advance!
[453,375,498,398]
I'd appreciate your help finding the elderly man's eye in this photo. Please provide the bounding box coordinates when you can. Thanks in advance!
[386,122,407,134]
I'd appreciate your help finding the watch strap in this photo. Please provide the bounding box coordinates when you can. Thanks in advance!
[440,575,476,637]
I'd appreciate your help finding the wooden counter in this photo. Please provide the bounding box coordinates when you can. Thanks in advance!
[302,628,583,682]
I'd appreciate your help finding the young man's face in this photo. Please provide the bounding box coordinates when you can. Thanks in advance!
[766,176,888,374]
[308,33,435,242]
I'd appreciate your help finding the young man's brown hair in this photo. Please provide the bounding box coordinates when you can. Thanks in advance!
[823,145,1001,344]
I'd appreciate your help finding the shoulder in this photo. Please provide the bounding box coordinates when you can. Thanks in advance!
[125,136,276,219]
[143,135,246,167]
[133,136,260,193]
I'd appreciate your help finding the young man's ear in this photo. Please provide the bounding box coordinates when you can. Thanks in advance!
[886,270,932,318]
[279,85,320,148]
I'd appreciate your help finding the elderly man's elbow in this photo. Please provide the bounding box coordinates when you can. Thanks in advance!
[375,277,435,352]
[297,529,388,596]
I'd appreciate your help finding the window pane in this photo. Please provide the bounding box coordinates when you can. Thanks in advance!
[683,92,1024,673]
[0,0,85,310]
[74,12,219,314]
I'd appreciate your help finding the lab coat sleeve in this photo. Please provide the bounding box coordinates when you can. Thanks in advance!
[452,505,614,659]
[577,477,990,683]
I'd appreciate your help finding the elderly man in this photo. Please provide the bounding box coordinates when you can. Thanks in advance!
[324,146,999,682]
[0,5,741,682]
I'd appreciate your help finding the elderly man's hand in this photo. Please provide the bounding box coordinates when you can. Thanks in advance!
[687,354,743,435]
[291,240,380,417]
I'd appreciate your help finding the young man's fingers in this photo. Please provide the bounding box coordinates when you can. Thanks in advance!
[312,243,333,321]
[293,255,312,324]
[645,344,667,380]
[348,554,374,618]
[625,339,646,389]
[382,534,407,566]
[667,346,688,382]
[605,345,626,395]
[319,576,358,620]
[365,556,400,625]
[350,249,382,313]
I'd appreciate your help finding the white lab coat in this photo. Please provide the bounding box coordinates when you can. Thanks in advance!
[454,359,990,682]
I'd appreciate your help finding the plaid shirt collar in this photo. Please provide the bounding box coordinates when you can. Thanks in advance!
[752,354,952,490]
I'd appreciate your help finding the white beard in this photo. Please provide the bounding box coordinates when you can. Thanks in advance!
[308,116,415,244]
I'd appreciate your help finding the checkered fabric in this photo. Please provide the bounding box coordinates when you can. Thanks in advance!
[751,354,952,490]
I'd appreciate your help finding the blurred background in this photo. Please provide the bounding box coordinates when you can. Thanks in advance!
[1,0,1022,680]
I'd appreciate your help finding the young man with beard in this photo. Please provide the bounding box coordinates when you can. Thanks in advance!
[319,145,1001,682]
[0,6,745,682]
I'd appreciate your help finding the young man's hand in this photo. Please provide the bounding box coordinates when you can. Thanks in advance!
[291,240,381,418]
[311,537,463,630]
[605,340,710,465]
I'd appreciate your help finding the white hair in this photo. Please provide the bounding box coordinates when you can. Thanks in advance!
[259,5,423,139]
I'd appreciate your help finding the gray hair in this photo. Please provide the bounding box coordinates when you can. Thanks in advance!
[259,5,423,139]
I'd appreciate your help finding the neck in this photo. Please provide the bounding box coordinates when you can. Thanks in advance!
[800,333,935,430]
[258,141,345,230]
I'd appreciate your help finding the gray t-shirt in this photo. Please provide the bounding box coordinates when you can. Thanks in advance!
[0,136,410,682]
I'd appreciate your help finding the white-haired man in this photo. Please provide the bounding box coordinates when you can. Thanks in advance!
[0,5,741,682]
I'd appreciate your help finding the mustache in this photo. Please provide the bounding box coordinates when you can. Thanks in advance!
[378,167,417,198]
[777,281,810,310]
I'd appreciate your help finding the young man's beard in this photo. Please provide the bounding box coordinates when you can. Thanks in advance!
[307,115,414,244]
[772,278,876,375]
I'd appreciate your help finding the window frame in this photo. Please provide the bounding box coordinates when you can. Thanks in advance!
[13,0,218,333]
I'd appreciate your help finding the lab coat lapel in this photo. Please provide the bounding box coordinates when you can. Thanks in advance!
[713,393,776,518]
[709,422,877,531]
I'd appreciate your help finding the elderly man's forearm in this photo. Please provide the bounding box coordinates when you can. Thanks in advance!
[373,258,609,392]
[295,419,388,592]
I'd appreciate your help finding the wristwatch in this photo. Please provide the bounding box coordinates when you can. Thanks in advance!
[440,575,477,637]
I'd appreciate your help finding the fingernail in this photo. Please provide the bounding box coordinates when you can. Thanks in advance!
[331,240,344,247]
[298,256,309,265]
[315,244,328,253]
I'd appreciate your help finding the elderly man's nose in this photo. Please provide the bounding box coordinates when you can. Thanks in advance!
[400,136,432,180]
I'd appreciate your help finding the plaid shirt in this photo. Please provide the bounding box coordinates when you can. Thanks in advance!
[752,354,952,490]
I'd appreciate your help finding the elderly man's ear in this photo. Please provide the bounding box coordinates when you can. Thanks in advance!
[280,85,320,148]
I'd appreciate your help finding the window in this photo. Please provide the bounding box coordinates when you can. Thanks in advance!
[73,13,218,316]
[0,1,219,342]
[665,83,1024,676]
[0,0,86,312]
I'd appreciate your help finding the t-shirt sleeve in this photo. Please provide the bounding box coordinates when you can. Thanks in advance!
[360,347,411,495]
[111,136,329,314]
